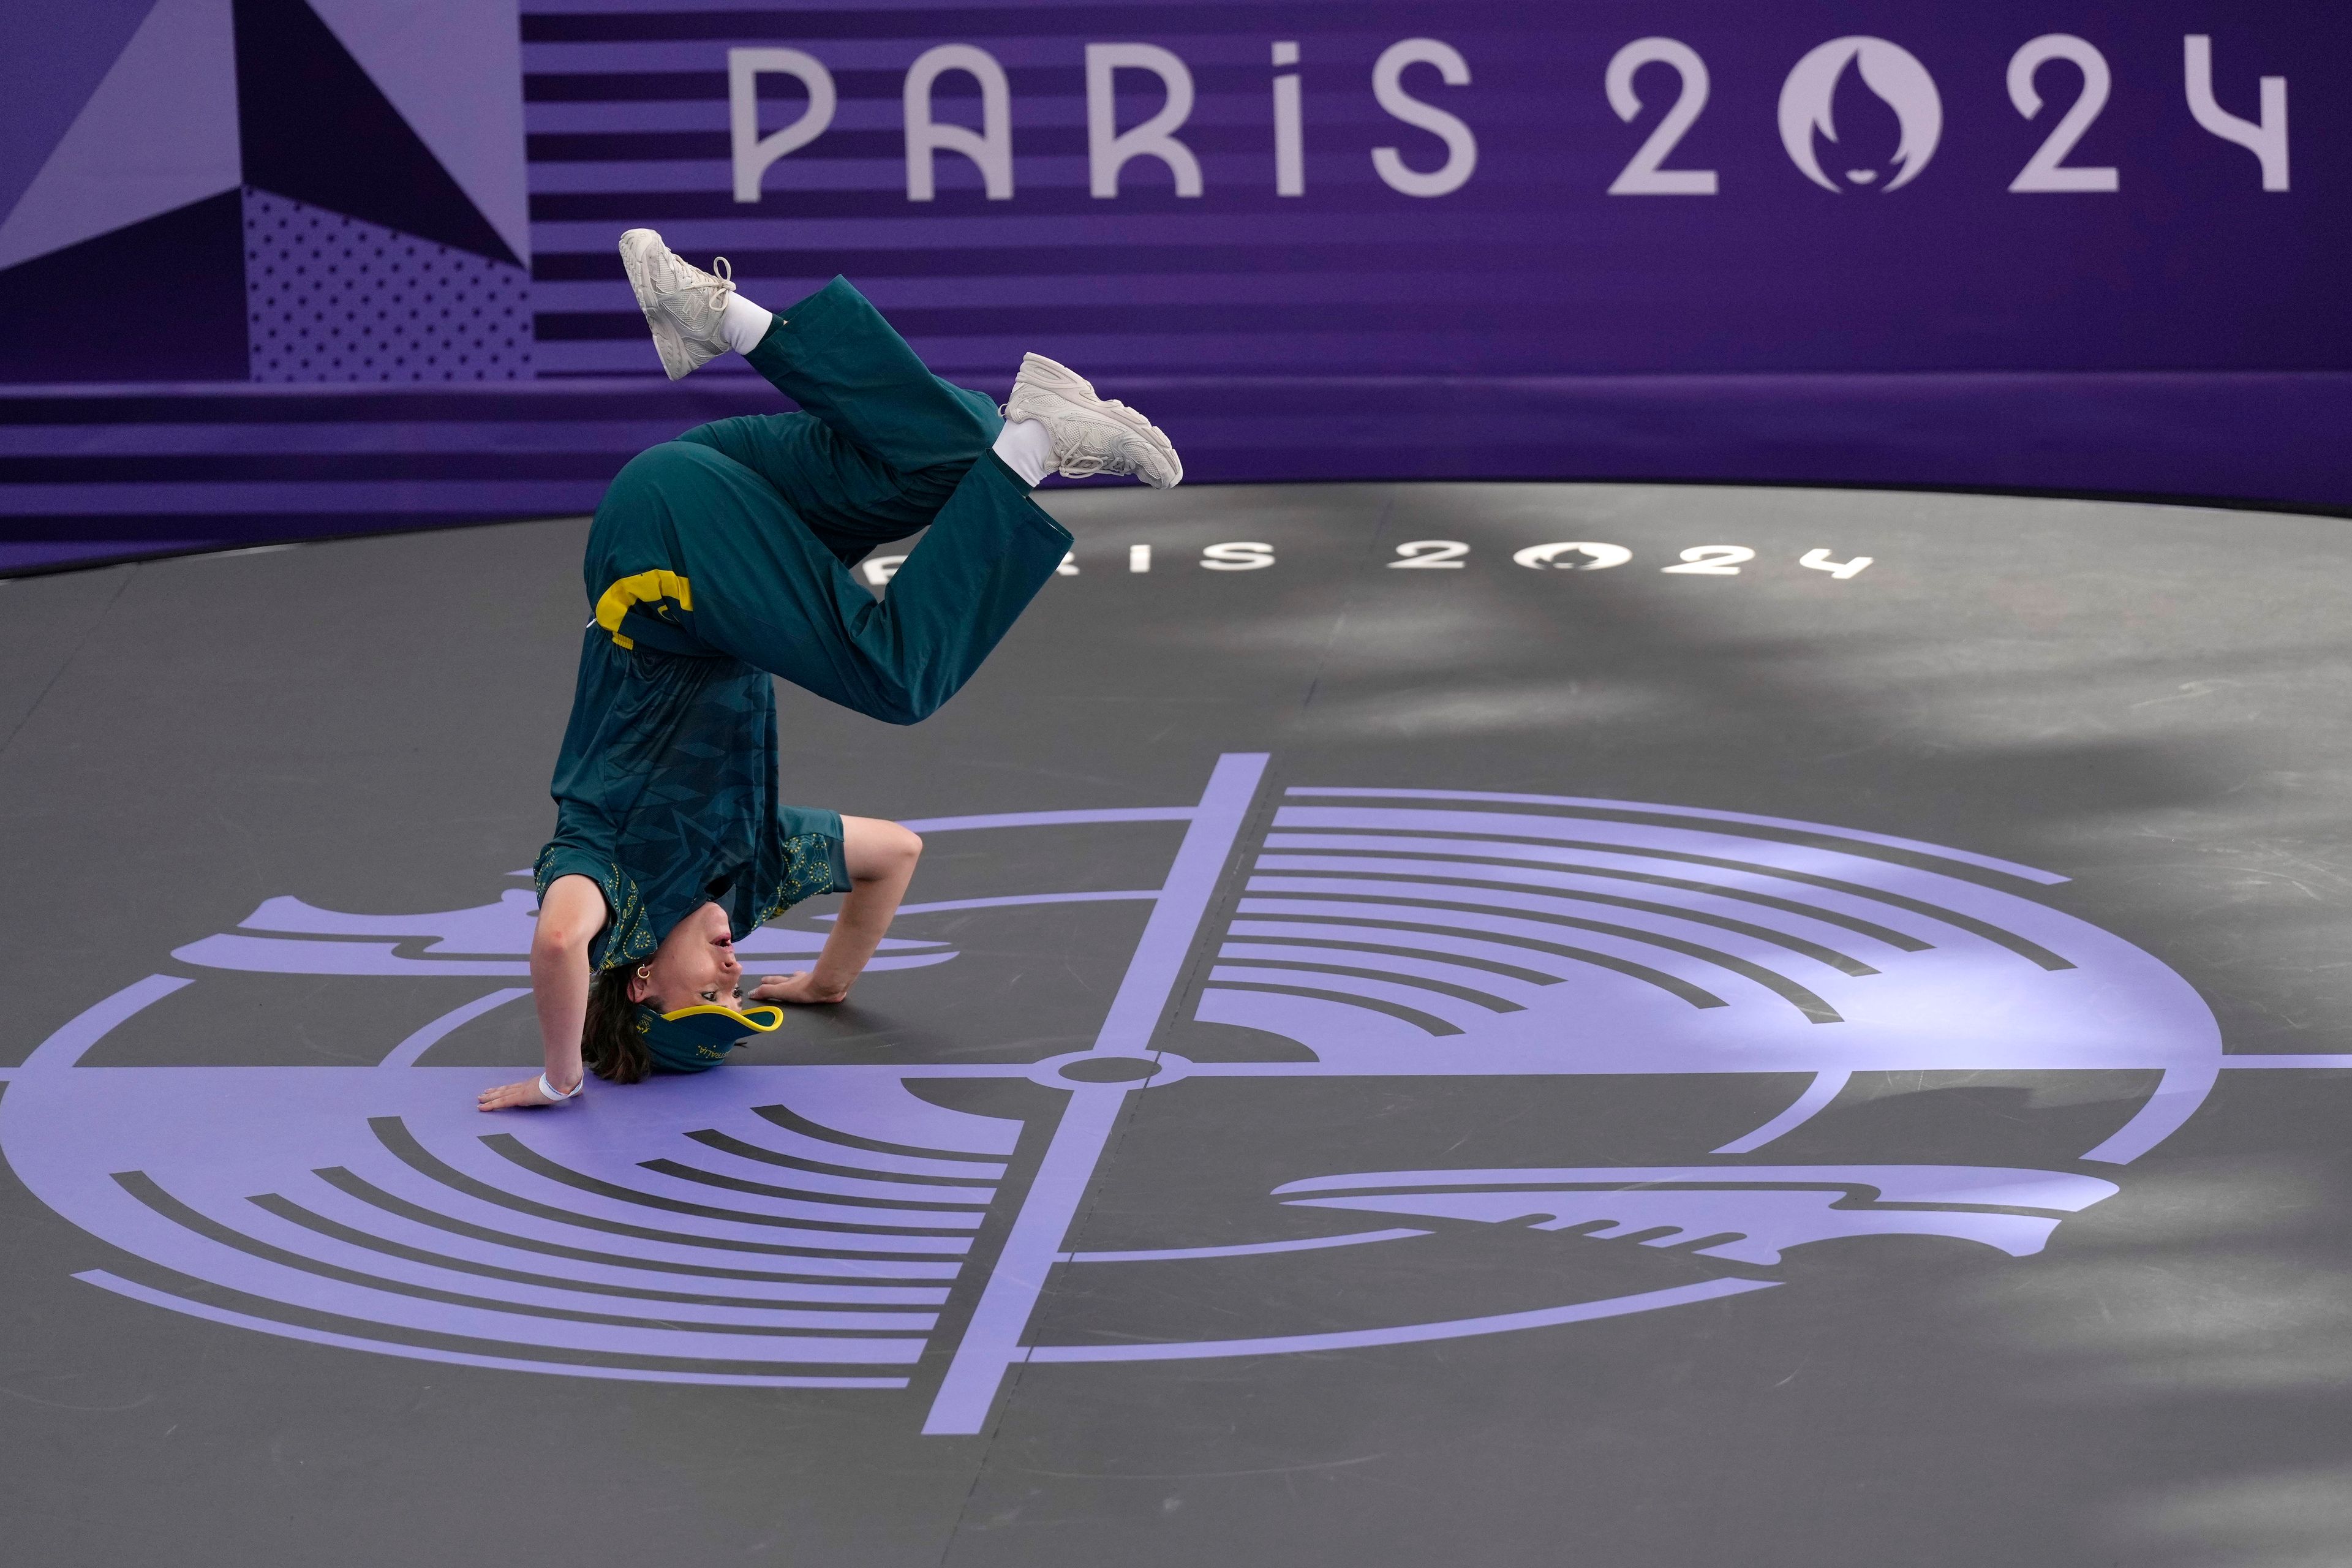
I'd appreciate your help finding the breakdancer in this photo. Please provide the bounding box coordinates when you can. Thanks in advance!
[479,230,1180,1109]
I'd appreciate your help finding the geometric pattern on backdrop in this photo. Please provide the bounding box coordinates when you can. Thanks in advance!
[246,190,533,383]
[0,0,527,385]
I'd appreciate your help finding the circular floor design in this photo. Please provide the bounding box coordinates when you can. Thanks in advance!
[4,482,2349,1567]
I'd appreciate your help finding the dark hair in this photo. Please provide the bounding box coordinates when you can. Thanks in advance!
[582,965,651,1084]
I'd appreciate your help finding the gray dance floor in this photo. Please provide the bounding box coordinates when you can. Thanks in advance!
[4,482,2349,1566]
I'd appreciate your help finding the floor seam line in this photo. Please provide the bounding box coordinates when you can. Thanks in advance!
[0,565,137,761]
[1299,487,1395,710]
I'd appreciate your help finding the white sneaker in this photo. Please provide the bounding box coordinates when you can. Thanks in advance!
[1003,353,1182,488]
[618,228,736,380]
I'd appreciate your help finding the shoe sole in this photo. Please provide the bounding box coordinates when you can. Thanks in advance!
[1008,353,1183,488]
[617,228,695,381]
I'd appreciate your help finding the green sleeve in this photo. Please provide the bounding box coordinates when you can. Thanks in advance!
[533,843,657,972]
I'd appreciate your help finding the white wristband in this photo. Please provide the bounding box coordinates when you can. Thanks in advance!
[539,1072,581,1103]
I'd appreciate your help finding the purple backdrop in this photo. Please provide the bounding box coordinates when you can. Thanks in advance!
[3,1,2346,571]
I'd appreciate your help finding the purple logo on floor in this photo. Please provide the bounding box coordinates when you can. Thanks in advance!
[1,755,2251,1434]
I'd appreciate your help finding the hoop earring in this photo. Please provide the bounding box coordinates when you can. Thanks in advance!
[635,965,653,981]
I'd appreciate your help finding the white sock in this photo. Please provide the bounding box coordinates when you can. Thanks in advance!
[991,418,1056,487]
[720,293,774,356]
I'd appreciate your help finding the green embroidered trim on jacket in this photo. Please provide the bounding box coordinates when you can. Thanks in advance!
[535,844,658,972]
[753,832,851,927]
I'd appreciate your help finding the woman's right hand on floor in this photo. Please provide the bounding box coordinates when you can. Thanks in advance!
[478,1077,564,1111]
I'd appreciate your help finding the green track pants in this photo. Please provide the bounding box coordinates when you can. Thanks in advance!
[584,276,1071,725]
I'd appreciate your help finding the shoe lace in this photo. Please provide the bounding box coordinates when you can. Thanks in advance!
[1049,416,1136,478]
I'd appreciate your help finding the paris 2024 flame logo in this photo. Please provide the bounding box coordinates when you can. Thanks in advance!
[1780,36,1945,192]
[1,755,2258,1434]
